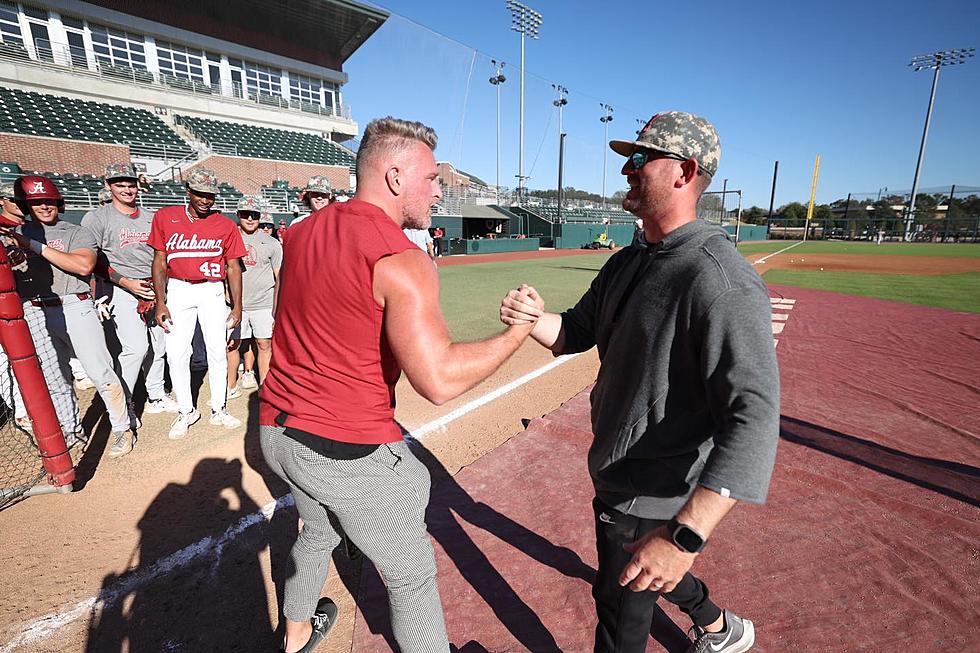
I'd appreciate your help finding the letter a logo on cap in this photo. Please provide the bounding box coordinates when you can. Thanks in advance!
[31,181,45,194]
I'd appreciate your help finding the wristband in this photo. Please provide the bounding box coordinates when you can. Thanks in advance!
[29,240,47,255]
[108,269,125,285]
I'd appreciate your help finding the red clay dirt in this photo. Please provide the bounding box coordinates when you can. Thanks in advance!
[349,284,979,652]
[749,252,980,275]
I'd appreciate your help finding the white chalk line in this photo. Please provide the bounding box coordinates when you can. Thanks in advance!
[754,240,804,265]
[1,353,581,652]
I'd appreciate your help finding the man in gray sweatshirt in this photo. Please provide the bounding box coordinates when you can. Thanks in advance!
[502,111,779,653]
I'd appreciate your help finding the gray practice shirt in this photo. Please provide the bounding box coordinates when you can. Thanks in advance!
[240,229,282,311]
[16,221,98,299]
[81,203,156,279]
[402,228,433,252]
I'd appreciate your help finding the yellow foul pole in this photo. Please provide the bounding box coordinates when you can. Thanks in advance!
[803,154,821,242]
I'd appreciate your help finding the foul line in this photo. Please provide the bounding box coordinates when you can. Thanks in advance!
[753,240,804,265]
[0,353,582,652]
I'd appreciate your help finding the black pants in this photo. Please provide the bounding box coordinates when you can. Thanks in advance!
[592,498,721,653]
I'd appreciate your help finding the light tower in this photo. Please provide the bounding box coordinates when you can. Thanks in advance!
[599,103,614,207]
[903,47,975,241]
[553,83,568,220]
[489,60,507,204]
[506,0,542,206]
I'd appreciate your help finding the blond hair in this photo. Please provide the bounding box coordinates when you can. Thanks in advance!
[355,117,437,182]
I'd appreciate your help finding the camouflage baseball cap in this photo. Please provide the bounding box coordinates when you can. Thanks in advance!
[104,163,137,181]
[0,181,14,198]
[98,188,113,203]
[610,111,721,177]
[237,195,263,213]
[186,168,219,194]
[303,176,332,194]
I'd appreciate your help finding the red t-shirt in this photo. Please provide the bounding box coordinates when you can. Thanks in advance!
[148,206,246,281]
[259,199,415,444]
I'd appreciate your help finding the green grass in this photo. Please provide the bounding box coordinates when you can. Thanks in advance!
[736,241,980,257]
[439,253,613,340]
[763,269,980,313]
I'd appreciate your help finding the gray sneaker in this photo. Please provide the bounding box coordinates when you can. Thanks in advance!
[108,430,134,458]
[685,611,755,653]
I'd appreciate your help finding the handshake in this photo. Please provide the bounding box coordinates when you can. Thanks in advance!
[500,283,544,327]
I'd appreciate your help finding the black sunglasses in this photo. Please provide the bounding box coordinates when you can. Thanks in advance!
[628,150,704,175]
[258,223,274,229]
[239,212,260,220]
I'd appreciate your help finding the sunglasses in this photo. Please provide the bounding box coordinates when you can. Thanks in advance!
[258,223,274,229]
[239,213,260,220]
[628,150,704,175]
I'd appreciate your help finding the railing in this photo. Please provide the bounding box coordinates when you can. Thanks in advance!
[122,140,194,161]
[61,187,241,213]
[0,40,355,124]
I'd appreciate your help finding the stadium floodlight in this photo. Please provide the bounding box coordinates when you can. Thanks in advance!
[903,47,975,241]
[553,84,568,220]
[507,0,542,207]
[600,103,614,208]
[489,60,507,204]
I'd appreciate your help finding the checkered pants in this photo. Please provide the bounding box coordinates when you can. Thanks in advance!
[260,425,449,652]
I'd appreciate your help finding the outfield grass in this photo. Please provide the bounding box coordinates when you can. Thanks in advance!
[439,253,613,340]
[763,269,980,313]
[736,241,980,257]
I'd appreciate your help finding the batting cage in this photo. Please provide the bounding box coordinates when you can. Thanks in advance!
[0,243,75,510]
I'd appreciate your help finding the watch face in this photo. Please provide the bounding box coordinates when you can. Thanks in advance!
[674,525,704,552]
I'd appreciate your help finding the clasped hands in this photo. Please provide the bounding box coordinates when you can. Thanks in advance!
[500,283,544,326]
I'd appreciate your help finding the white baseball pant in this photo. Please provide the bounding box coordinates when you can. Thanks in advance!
[34,296,130,434]
[163,279,230,414]
[106,286,167,402]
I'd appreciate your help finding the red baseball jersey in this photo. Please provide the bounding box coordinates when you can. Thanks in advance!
[148,206,246,281]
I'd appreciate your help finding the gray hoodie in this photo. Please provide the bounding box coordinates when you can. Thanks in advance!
[560,219,780,519]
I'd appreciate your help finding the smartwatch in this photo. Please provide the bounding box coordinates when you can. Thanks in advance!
[666,517,706,554]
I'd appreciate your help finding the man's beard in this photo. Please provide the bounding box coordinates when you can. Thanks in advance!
[401,203,432,230]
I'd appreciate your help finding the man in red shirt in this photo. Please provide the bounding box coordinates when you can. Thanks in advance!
[259,117,544,653]
[149,168,247,439]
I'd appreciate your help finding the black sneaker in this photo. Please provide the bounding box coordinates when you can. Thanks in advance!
[685,610,755,653]
[292,597,339,653]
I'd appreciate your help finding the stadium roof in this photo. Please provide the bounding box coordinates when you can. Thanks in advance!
[86,0,389,71]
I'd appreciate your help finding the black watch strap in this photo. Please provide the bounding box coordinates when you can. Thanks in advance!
[667,517,707,554]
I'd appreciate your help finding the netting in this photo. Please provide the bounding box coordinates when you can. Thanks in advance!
[0,304,83,509]
[0,247,78,510]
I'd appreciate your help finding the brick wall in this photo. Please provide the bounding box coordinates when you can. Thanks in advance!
[437,162,471,188]
[0,133,131,176]
[185,156,350,194]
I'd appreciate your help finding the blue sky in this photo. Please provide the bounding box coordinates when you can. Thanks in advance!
[343,0,979,208]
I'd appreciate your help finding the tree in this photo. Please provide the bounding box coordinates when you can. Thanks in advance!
[740,206,767,225]
[777,202,807,226]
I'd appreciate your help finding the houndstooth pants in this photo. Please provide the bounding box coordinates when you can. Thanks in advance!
[260,425,449,652]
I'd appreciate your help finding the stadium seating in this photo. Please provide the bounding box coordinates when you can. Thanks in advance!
[0,86,193,159]
[0,162,244,212]
[176,114,355,170]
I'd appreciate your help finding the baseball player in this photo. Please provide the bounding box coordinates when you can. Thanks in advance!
[289,176,333,227]
[6,176,134,456]
[226,196,281,394]
[82,163,179,421]
[149,168,246,439]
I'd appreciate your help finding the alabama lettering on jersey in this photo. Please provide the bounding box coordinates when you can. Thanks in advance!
[81,204,156,279]
[148,206,246,281]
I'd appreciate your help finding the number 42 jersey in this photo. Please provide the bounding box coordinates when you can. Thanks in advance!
[148,206,246,281]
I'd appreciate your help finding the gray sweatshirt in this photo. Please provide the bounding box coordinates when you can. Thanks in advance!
[560,219,780,519]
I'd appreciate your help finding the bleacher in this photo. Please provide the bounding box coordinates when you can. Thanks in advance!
[0,86,193,160]
[176,115,355,170]
[0,163,244,212]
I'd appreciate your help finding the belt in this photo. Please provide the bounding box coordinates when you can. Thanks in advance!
[170,277,214,285]
[31,292,91,307]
